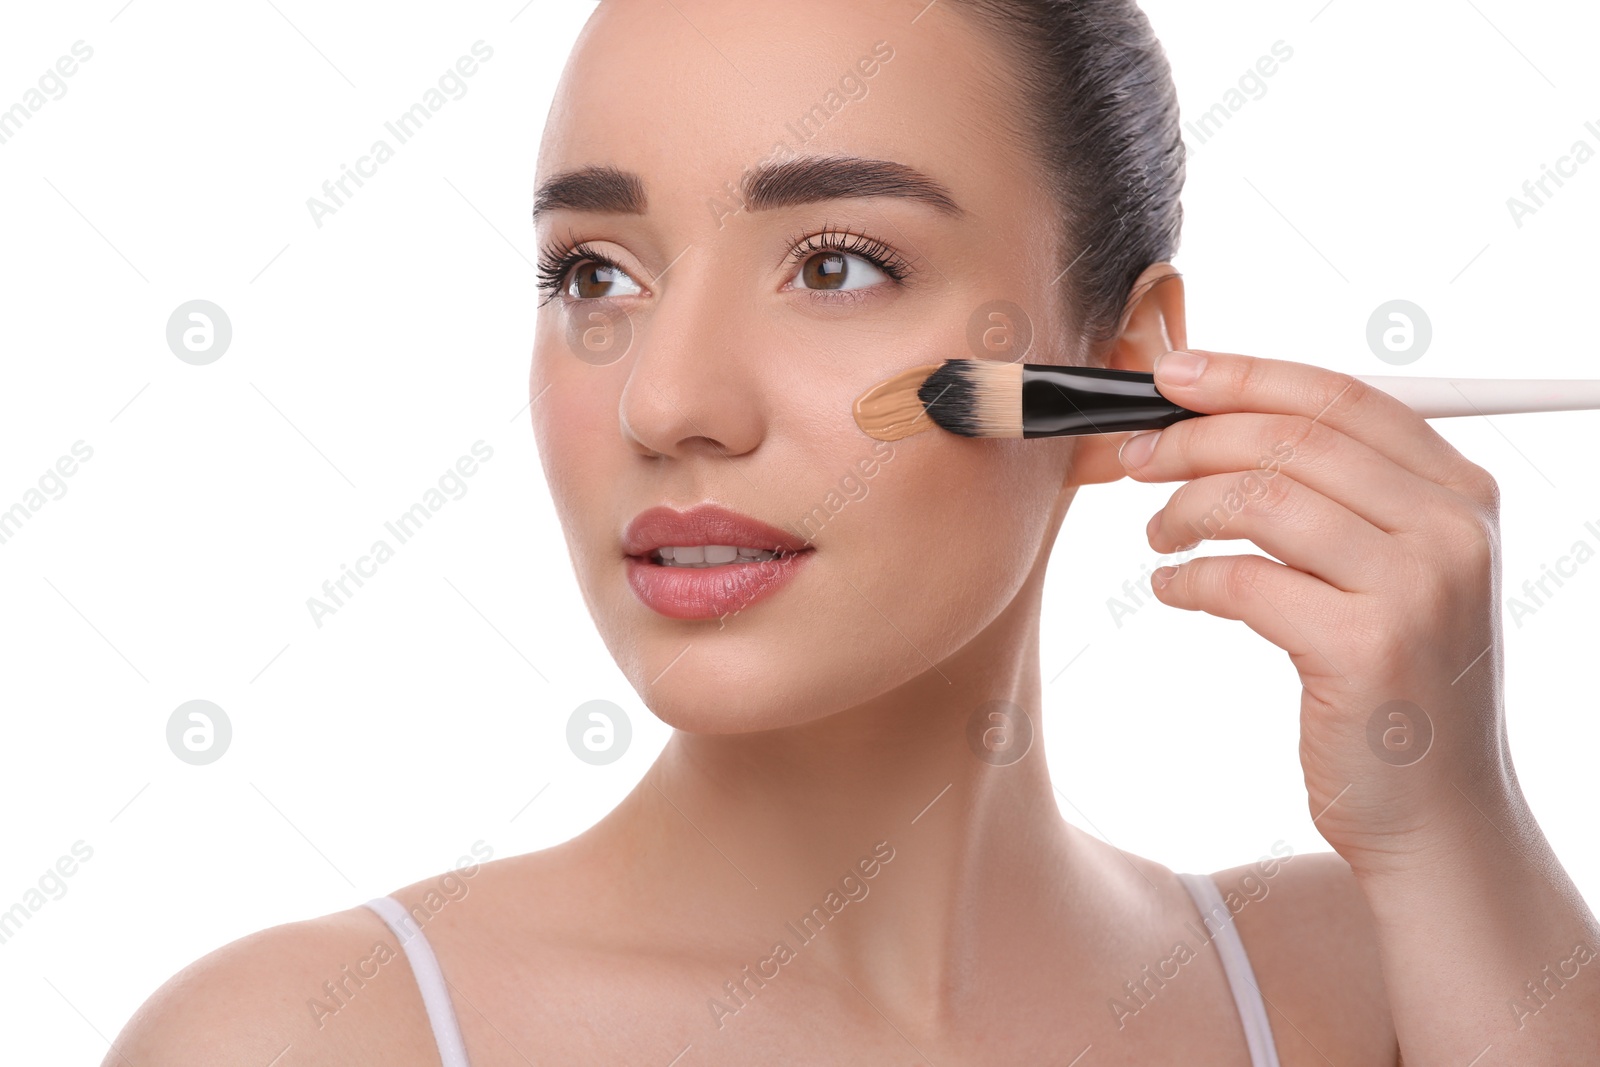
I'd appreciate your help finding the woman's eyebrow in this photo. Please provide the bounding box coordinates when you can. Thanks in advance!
[743,156,964,216]
[532,164,647,221]
[532,156,964,221]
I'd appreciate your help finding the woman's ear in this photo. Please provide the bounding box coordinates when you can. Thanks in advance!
[1064,263,1187,488]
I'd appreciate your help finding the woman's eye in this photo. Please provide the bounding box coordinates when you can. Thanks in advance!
[791,251,890,292]
[569,262,643,299]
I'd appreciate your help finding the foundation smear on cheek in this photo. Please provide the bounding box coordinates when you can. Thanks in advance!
[852,363,945,441]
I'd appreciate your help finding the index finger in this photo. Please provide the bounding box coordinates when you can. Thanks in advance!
[1149,349,1489,499]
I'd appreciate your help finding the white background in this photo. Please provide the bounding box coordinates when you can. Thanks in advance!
[2,0,1597,1058]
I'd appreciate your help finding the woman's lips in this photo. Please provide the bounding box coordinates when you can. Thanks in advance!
[622,503,816,620]
[622,503,813,557]
[624,549,814,620]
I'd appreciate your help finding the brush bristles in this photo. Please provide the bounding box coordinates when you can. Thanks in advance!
[916,360,1023,438]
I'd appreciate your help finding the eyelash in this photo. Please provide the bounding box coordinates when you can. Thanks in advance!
[533,226,913,306]
[535,239,618,307]
[783,226,913,287]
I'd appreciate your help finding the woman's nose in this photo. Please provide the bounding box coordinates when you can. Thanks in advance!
[617,268,766,461]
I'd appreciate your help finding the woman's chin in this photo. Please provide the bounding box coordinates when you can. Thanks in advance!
[621,652,858,735]
[639,694,828,736]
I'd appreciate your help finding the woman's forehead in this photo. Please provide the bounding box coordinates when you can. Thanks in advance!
[539,0,1023,204]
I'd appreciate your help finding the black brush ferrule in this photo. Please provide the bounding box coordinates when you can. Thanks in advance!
[1020,364,1202,438]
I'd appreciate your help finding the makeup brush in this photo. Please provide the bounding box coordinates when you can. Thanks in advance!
[905,360,1600,439]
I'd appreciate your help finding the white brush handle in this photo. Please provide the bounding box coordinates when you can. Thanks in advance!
[1352,375,1600,418]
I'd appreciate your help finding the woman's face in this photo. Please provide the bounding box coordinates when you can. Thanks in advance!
[532,0,1085,732]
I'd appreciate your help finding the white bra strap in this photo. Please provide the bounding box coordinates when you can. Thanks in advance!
[363,895,472,1067]
[1176,872,1282,1067]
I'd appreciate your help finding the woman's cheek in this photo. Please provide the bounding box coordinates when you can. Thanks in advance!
[963,449,1055,582]
[870,443,1046,633]
[531,353,625,577]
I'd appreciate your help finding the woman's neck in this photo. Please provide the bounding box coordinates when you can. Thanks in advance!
[587,579,1152,1024]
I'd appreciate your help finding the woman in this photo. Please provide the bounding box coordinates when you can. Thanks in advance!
[110,0,1599,1063]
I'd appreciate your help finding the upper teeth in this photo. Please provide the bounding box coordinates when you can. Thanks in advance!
[655,545,782,566]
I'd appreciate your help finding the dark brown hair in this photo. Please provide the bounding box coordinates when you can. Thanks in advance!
[951,0,1185,357]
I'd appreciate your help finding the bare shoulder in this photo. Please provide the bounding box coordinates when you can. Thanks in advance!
[1215,847,1397,1067]
[104,903,441,1067]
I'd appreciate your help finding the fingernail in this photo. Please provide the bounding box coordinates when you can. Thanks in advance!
[1153,565,1179,589]
[1154,350,1206,386]
[1119,430,1160,468]
[1146,511,1161,540]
